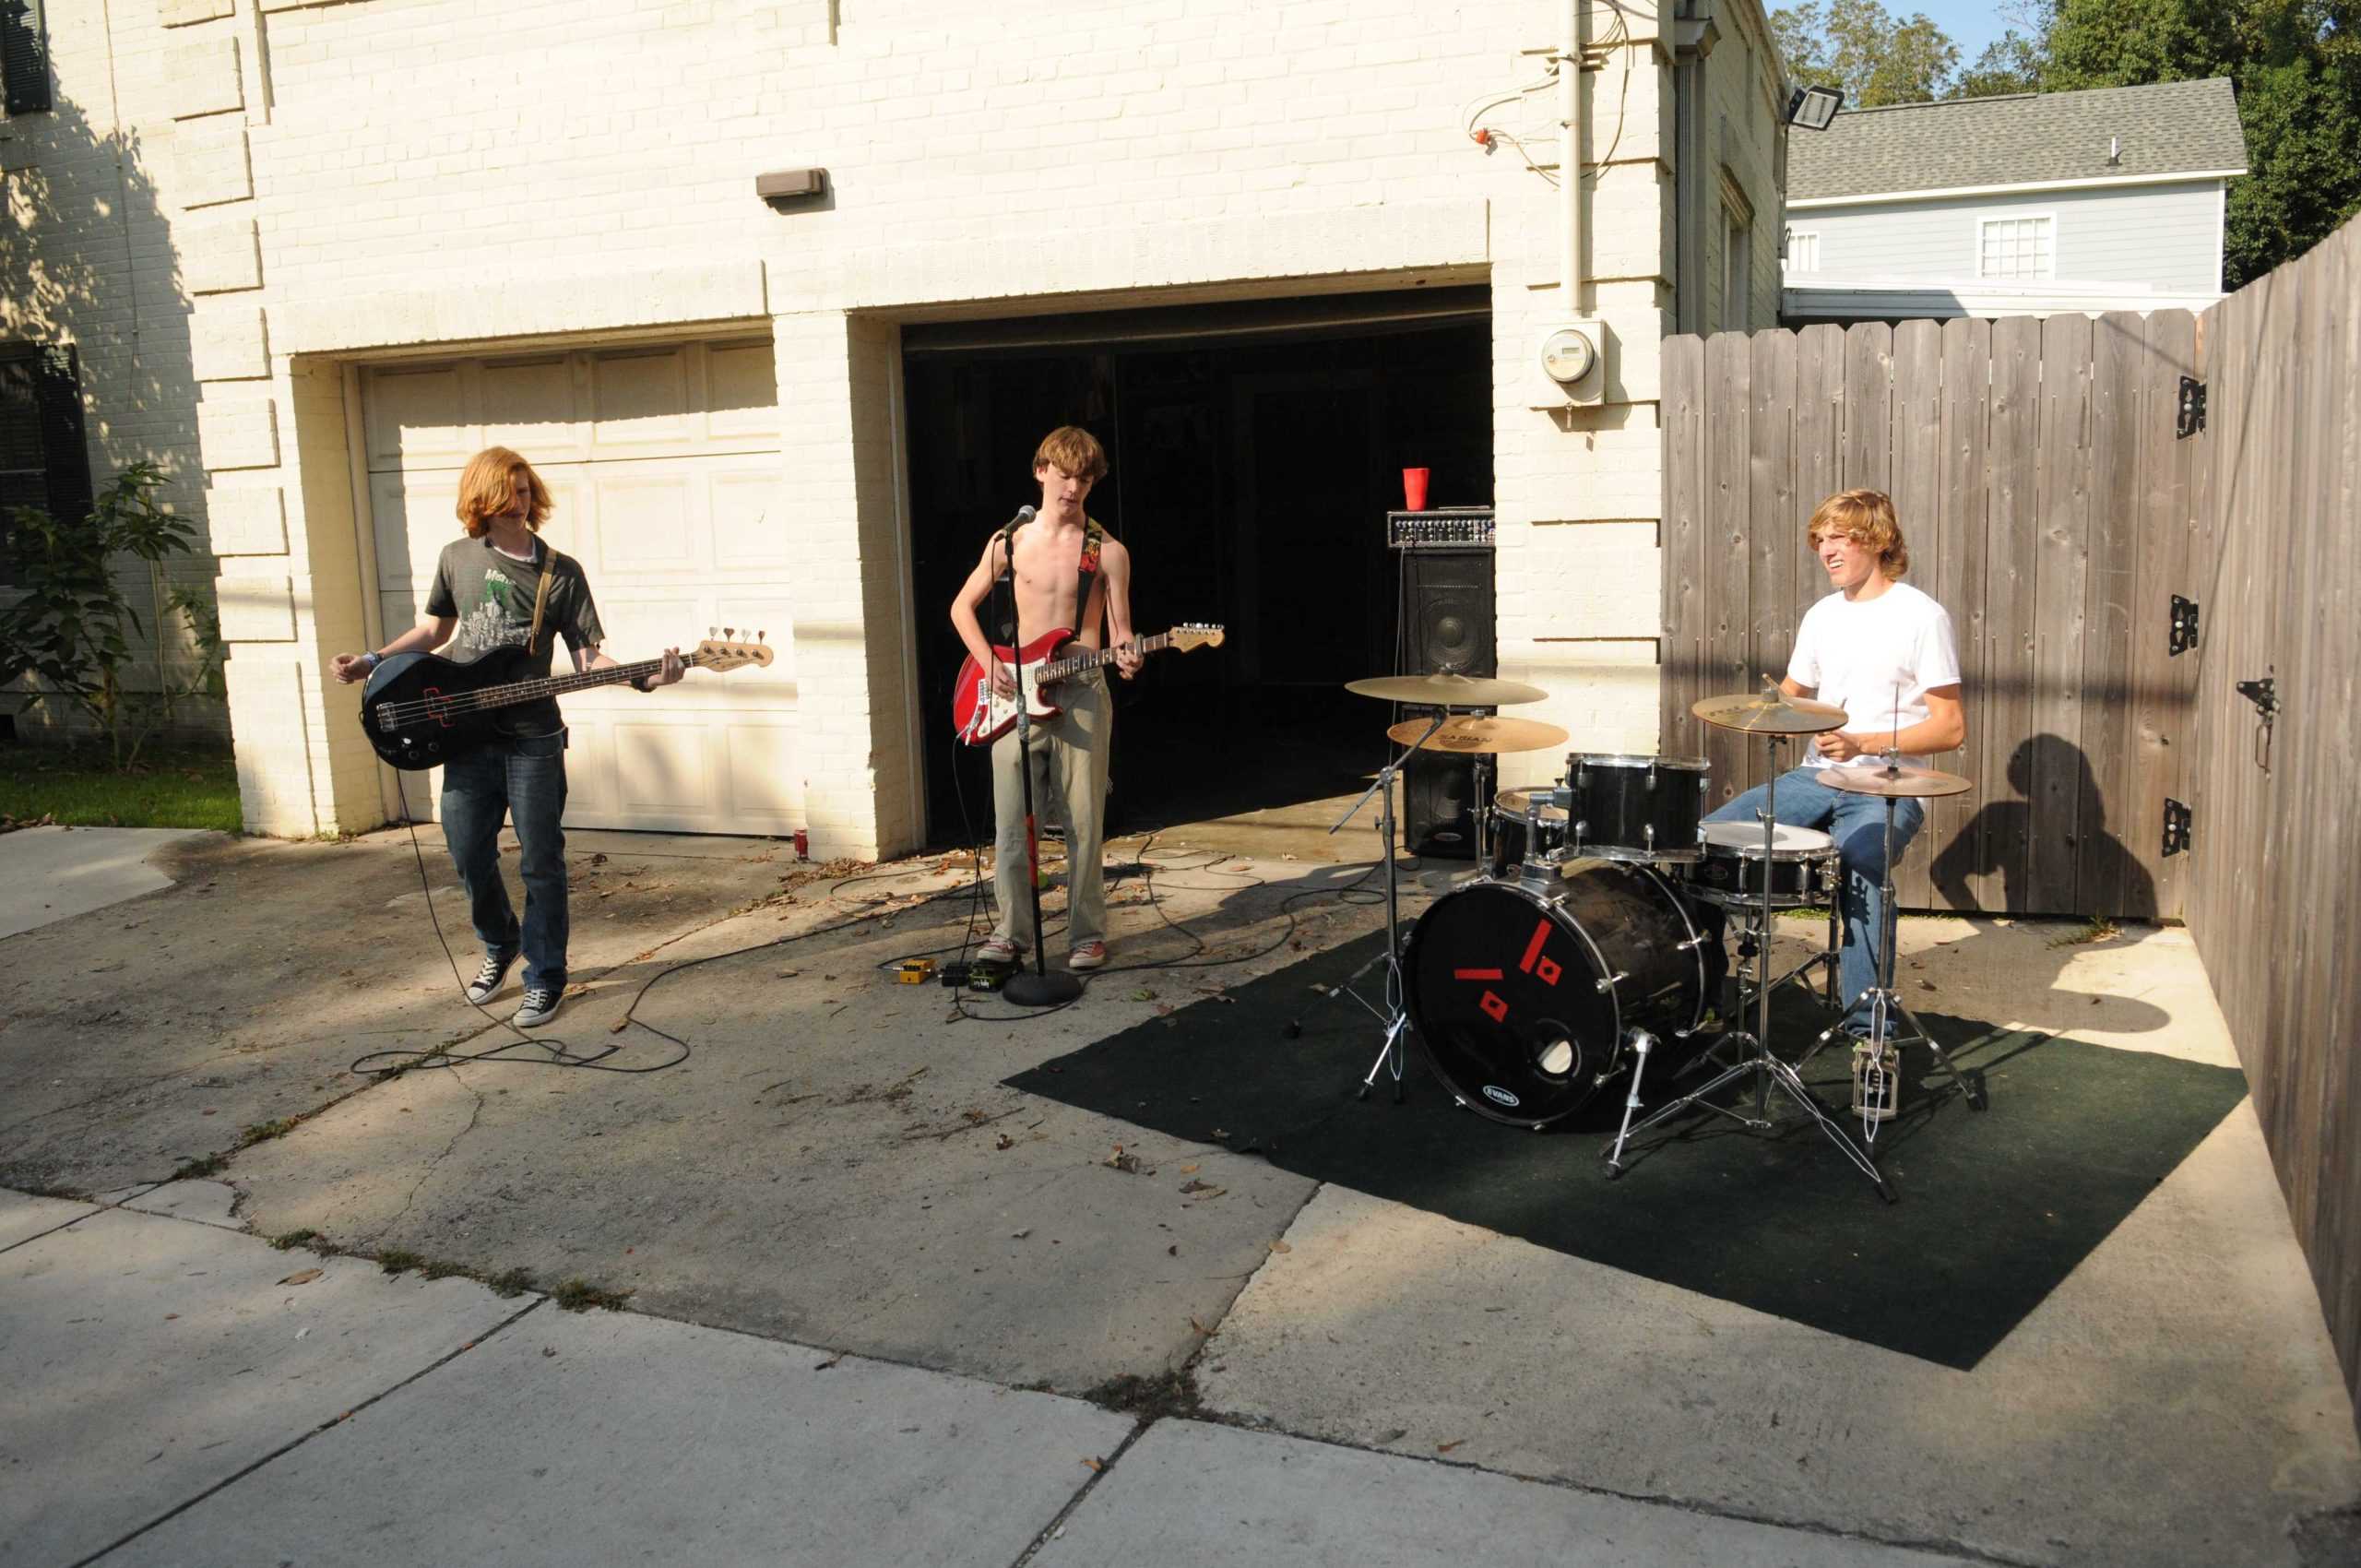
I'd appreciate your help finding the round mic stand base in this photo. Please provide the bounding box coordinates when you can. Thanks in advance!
[1004,968,1083,1007]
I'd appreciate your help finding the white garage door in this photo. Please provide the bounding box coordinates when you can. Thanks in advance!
[362,339,799,835]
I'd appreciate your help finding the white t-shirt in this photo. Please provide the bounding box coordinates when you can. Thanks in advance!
[1787,580,1962,770]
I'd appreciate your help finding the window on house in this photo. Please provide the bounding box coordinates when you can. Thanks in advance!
[1978,216,2053,280]
[1722,208,1753,332]
[3,0,52,117]
[1786,230,1820,273]
[0,344,92,588]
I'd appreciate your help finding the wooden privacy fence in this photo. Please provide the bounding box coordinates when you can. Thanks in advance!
[2180,216,2359,1420]
[1661,209,2361,1419]
[1660,310,2205,921]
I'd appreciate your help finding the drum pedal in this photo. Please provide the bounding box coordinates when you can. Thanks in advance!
[1851,1038,1901,1123]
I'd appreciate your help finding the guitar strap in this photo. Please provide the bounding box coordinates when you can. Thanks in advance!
[524,548,554,657]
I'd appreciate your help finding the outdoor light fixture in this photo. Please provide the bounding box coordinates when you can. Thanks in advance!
[1785,85,1844,131]
[756,167,827,204]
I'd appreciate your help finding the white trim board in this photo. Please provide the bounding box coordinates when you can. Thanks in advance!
[1787,168,2248,210]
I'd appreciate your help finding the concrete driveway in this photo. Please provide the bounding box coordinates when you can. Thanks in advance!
[2,812,2355,1566]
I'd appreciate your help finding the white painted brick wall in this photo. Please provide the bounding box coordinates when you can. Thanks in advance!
[166,33,243,120]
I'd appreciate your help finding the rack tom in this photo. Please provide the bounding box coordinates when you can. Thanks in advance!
[1486,787,1572,881]
[1563,754,1710,864]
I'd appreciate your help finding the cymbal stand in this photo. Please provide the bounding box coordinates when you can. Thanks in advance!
[1319,709,1449,1102]
[1605,731,1891,1200]
[1813,766,1989,1124]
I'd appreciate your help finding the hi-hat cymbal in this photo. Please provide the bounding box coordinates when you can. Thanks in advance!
[1816,764,1975,799]
[1691,690,1850,735]
[1347,672,1549,707]
[1386,715,1572,754]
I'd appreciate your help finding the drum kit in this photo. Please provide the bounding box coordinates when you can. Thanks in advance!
[1323,670,1982,1202]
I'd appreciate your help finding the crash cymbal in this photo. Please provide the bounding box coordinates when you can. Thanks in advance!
[1691,690,1850,735]
[1386,715,1572,754]
[1346,672,1550,707]
[1816,764,1975,799]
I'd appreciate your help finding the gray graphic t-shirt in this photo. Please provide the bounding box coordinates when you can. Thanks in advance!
[423,536,605,738]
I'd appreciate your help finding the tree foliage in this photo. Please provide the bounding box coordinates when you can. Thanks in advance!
[1773,0,1960,107]
[1,462,220,766]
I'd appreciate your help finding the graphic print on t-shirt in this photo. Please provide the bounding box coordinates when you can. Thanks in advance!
[453,566,534,657]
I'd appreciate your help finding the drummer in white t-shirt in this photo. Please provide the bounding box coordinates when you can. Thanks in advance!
[1701,489,1967,1038]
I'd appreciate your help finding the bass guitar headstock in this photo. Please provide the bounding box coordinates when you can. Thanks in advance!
[696,628,776,672]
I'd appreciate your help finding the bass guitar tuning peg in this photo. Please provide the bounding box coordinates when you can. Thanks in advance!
[724,626,735,639]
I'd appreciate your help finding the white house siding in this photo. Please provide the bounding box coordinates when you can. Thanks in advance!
[1786,180,2228,293]
[10,0,1788,850]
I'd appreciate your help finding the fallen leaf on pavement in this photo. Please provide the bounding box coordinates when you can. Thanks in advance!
[1269,1240,1292,1253]
[1437,1439,1465,1454]
[278,1268,322,1285]
[1179,1180,1225,1198]
[1179,1164,1199,1175]
[1082,1457,1103,1472]
[994,1133,1014,1150]
[1102,1146,1144,1174]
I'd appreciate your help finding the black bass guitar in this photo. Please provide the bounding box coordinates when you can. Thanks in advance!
[360,636,772,770]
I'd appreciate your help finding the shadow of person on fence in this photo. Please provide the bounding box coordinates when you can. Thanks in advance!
[1914,731,2170,1039]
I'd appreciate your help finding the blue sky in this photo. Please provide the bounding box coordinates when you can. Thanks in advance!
[1909,0,2018,70]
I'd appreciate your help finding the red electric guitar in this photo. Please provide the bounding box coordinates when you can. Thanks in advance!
[950,624,1224,745]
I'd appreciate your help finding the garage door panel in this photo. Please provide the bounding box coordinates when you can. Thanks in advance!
[591,349,694,450]
[611,719,719,819]
[707,342,779,440]
[532,473,597,576]
[481,356,584,457]
[723,723,802,831]
[595,475,701,574]
[713,469,791,566]
[365,365,469,469]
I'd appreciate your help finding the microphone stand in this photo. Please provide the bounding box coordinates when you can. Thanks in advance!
[995,508,1082,1008]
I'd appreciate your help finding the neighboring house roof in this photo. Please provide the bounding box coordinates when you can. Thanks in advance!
[1789,78,2248,204]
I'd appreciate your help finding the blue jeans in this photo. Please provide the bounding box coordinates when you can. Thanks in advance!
[440,731,570,993]
[1703,766,1925,1034]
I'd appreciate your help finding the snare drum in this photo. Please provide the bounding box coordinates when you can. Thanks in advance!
[1486,787,1570,881]
[1564,754,1710,863]
[1687,822,1842,908]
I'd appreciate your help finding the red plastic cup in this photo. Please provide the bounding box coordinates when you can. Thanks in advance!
[1402,468,1431,511]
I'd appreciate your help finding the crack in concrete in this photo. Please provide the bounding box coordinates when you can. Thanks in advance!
[371,1065,489,1249]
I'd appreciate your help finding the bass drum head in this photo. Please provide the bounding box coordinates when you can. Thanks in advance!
[1401,878,1622,1127]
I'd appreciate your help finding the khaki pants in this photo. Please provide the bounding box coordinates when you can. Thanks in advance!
[991,669,1110,953]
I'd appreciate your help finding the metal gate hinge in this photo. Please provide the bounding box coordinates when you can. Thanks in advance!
[2162,799,2191,859]
[2236,676,2277,723]
[2169,595,2199,656]
[2177,376,2207,438]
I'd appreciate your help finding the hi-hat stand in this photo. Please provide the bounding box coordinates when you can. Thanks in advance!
[1809,755,1987,1124]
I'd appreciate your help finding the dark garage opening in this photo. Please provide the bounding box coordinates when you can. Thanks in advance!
[903,288,1493,849]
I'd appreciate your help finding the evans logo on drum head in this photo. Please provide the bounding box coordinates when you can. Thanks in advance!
[1481,1084,1522,1108]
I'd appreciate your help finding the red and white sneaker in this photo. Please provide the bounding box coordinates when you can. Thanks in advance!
[977,936,1020,964]
[1068,941,1108,971]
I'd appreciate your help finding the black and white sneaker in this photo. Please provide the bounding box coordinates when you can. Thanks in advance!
[513,987,562,1028]
[467,951,518,1005]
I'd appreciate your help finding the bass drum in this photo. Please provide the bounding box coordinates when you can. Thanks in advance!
[1402,861,1719,1128]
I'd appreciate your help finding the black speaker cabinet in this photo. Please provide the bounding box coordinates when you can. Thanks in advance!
[1398,549,1496,678]
[1400,704,1490,857]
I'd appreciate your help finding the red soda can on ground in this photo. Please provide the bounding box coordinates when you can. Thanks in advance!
[793,828,809,861]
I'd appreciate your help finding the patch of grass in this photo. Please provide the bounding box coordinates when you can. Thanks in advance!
[173,1151,231,1179]
[487,1266,537,1298]
[550,1277,635,1313]
[1080,1368,1204,1422]
[237,1118,300,1148]
[270,1228,320,1251]
[2048,914,2121,949]
[377,1248,425,1275]
[0,743,240,832]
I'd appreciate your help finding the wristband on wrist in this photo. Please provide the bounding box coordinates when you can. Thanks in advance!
[362,650,382,670]
[631,672,653,693]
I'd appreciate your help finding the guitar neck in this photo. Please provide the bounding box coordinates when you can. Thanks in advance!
[472,653,704,710]
[1037,632,1172,684]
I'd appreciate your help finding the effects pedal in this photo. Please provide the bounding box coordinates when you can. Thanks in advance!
[895,958,936,985]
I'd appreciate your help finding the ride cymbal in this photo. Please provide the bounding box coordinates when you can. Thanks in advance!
[1815,765,1975,799]
[1386,715,1572,754]
[1691,690,1850,735]
[1347,672,1550,707]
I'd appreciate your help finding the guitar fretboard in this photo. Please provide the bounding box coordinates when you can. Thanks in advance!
[1036,632,1176,684]
[445,654,708,710]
